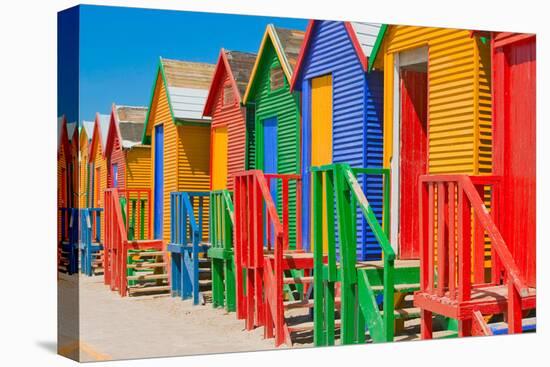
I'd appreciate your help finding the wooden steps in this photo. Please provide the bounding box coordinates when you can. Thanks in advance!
[489,317,536,335]
[126,250,170,297]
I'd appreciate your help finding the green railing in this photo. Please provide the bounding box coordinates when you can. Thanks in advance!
[208,189,236,311]
[312,163,394,345]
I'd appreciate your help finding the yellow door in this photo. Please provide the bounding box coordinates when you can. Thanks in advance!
[211,126,228,190]
[311,75,332,253]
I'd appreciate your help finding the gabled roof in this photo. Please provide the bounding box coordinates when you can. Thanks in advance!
[81,120,95,142]
[203,49,257,116]
[242,25,305,104]
[367,24,388,72]
[67,121,78,143]
[290,20,383,90]
[107,104,148,152]
[142,58,215,143]
[89,112,111,160]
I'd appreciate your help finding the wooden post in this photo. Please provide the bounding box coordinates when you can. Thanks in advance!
[458,183,471,302]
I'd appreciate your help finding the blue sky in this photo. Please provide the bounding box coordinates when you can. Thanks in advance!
[72,5,308,123]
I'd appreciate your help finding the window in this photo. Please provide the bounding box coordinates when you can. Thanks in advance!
[112,164,118,188]
[270,65,284,91]
[223,83,234,105]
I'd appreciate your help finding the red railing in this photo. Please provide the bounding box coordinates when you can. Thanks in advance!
[118,188,152,240]
[234,170,302,346]
[419,175,529,333]
[104,188,159,297]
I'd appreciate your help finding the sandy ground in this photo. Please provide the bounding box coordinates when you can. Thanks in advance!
[57,273,433,362]
[59,274,297,362]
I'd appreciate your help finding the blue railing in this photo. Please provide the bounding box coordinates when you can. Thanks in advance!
[80,208,103,276]
[167,192,209,305]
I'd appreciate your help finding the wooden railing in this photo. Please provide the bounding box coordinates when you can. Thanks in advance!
[104,188,161,297]
[167,191,208,305]
[80,208,103,276]
[419,175,529,333]
[209,190,236,310]
[234,170,302,346]
[311,164,394,345]
[118,188,151,241]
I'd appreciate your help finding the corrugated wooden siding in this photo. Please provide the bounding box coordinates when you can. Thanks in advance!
[109,136,126,190]
[381,26,491,174]
[210,70,247,191]
[298,21,384,260]
[379,26,492,264]
[91,138,107,243]
[126,146,152,239]
[58,147,67,241]
[79,137,89,208]
[252,41,300,248]
[246,104,256,170]
[177,124,211,240]
[148,73,174,245]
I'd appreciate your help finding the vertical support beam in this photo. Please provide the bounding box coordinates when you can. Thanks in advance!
[448,182,456,300]
[474,184,486,284]
[420,309,433,339]
[508,279,522,334]
[458,183,471,302]
[313,170,325,346]
[437,182,447,297]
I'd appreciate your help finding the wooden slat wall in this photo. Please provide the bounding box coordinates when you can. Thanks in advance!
[79,136,89,208]
[126,146,152,239]
[210,69,247,192]
[148,73,175,245]
[177,124,211,240]
[380,26,493,266]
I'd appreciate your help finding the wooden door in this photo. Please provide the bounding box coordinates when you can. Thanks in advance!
[399,69,427,259]
[211,126,228,190]
[311,75,333,253]
[154,125,164,239]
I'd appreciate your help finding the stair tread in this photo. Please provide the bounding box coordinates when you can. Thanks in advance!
[127,273,169,281]
[128,285,170,294]
[127,262,166,268]
[381,307,421,319]
[283,276,313,284]
[129,251,164,257]
[357,259,420,269]
[288,320,341,332]
[284,299,314,309]
[371,283,420,292]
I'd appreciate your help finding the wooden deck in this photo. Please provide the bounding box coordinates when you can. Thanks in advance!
[414,284,537,320]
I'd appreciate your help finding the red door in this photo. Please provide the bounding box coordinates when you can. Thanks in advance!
[493,36,536,287]
[399,69,428,259]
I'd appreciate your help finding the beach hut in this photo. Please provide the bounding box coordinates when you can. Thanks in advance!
[202,49,256,310]
[141,58,215,244]
[242,25,305,248]
[105,104,151,238]
[203,49,257,191]
[88,112,111,243]
[491,32,536,287]
[57,116,78,273]
[290,20,384,260]
[79,120,94,208]
[368,25,493,265]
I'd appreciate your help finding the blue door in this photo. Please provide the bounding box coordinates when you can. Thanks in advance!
[154,125,164,239]
[263,117,278,245]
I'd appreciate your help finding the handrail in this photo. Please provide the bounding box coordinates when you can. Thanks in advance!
[419,174,529,298]
[343,166,395,261]
[234,170,301,346]
[311,163,394,343]
[459,176,528,297]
